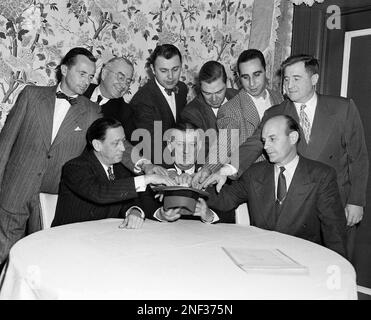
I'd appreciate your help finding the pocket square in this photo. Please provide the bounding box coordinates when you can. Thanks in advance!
[74,126,82,131]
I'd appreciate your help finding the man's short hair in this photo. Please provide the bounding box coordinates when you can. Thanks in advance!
[56,47,96,83]
[236,49,266,74]
[281,115,301,144]
[281,54,319,76]
[146,44,182,68]
[199,61,227,84]
[86,117,122,150]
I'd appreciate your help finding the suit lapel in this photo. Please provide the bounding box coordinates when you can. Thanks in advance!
[276,157,315,230]
[305,95,336,159]
[51,96,89,149]
[150,80,176,123]
[240,90,260,128]
[251,163,277,229]
[36,85,57,150]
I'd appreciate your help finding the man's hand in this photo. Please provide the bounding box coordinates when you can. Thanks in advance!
[201,172,227,193]
[159,207,181,222]
[119,208,144,229]
[345,204,364,227]
[145,174,177,187]
[142,164,168,176]
[193,198,213,223]
[191,167,211,189]
[175,173,192,187]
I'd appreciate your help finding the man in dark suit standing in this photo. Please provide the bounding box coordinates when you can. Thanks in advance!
[181,61,238,133]
[199,54,368,260]
[207,115,347,257]
[84,57,136,144]
[0,47,100,265]
[130,44,188,167]
[52,118,176,228]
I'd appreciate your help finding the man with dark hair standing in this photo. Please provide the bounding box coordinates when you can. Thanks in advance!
[181,60,238,133]
[52,118,175,228]
[130,44,188,167]
[0,47,100,266]
[201,54,368,260]
[207,115,347,257]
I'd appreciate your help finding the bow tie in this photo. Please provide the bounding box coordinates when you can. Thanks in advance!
[164,86,179,96]
[56,91,78,105]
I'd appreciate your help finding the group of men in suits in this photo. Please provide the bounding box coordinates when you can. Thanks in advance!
[0,41,367,267]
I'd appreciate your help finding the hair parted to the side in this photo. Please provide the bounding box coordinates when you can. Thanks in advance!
[56,47,96,83]
[236,49,266,74]
[146,43,182,69]
[281,54,319,76]
[198,60,227,84]
[86,117,122,151]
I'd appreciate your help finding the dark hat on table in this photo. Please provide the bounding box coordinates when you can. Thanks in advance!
[154,186,209,215]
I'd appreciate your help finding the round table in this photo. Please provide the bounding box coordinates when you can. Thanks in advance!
[0,219,357,299]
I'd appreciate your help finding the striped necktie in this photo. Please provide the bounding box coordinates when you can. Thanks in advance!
[107,167,115,181]
[299,104,311,143]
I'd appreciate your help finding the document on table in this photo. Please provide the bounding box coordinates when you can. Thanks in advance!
[222,247,308,274]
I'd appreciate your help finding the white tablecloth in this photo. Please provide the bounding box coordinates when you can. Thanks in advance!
[0,219,357,300]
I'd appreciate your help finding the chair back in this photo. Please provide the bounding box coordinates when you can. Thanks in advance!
[39,193,58,229]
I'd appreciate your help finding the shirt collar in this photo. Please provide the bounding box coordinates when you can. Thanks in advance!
[274,154,299,173]
[245,88,269,102]
[174,164,195,175]
[91,85,109,105]
[155,78,176,97]
[56,83,78,98]
[294,92,317,110]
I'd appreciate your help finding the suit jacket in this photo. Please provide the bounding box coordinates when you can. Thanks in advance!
[207,88,283,170]
[237,94,369,207]
[52,148,144,226]
[180,88,238,132]
[84,84,136,143]
[207,156,347,257]
[0,85,100,214]
[130,79,188,167]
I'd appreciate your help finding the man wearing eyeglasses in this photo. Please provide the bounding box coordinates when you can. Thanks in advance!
[84,57,136,144]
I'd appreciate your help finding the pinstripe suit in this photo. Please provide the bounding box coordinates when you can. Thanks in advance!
[0,84,100,263]
[207,88,283,170]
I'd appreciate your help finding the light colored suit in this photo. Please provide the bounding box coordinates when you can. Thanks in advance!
[0,84,101,262]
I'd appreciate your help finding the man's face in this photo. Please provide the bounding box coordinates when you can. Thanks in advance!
[61,54,96,95]
[101,60,134,99]
[239,58,267,98]
[152,55,182,89]
[283,61,318,103]
[95,127,126,166]
[262,117,297,166]
[200,77,227,109]
[168,129,200,169]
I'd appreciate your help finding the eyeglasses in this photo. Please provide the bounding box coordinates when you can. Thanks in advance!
[106,68,133,85]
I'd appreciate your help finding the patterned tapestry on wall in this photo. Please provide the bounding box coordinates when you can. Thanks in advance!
[0,0,290,130]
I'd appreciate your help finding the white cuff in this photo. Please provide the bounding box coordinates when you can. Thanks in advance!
[153,207,165,222]
[134,175,146,192]
[134,158,152,174]
[219,164,237,176]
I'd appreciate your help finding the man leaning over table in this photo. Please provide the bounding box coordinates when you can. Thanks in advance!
[52,117,176,228]
[153,123,234,224]
[206,115,347,257]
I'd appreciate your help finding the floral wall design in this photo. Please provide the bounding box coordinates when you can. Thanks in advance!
[0,0,291,130]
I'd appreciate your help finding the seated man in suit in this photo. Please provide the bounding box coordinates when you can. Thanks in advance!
[207,115,347,257]
[130,44,188,167]
[52,118,176,228]
[154,123,234,224]
[84,57,136,143]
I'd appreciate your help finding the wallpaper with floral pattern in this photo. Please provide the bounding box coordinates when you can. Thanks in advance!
[0,0,293,130]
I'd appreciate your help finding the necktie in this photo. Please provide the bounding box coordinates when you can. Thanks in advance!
[276,166,287,205]
[56,91,78,105]
[96,95,103,104]
[299,104,311,143]
[107,167,115,181]
[164,86,179,96]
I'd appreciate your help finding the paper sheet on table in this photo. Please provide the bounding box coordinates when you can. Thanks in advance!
[222,247,308,274]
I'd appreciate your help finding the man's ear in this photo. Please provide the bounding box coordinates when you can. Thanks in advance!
[60,64,68,77]
[289,131,299,145]
[311,73,319,86]
[92,139,101,152]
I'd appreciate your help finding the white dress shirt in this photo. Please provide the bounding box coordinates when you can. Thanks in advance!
[90,85,109,105]
[212,97,228,117]
[155,78,177,121]
[51,84,77,143]
[274,155,300,199]
[293,92,318,136]
[248,89,272,120]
